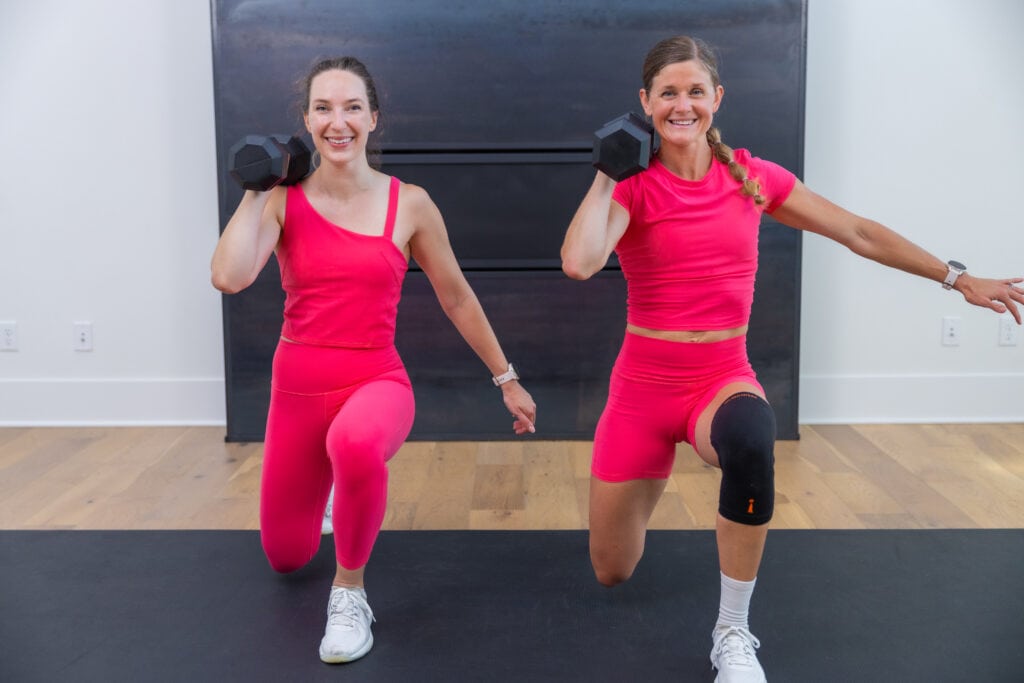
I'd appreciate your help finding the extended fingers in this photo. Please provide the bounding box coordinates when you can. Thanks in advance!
[511,400,536,433]
[999,280,1023,324]
[513,410,536,434]
[503,388,536,434]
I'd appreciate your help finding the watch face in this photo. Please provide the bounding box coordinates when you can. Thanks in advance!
[948,260,966,271]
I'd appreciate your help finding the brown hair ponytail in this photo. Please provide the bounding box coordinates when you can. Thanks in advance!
[706,127,765,206]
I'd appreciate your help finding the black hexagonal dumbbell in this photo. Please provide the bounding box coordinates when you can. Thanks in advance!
[228,134,312,191]
[271,134,312,186]
[592,112,654,182]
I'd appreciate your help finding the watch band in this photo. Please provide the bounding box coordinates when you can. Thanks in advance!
[492,363,520,386]
[943,260,966,290]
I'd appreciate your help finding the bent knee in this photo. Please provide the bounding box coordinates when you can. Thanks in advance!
[591,554,638,587]
[262,535,317,574]
[594,567,633,588]
[267,557,306,574]
[711,393,776,525]
[330,447,387,488]
[264,546,314,573]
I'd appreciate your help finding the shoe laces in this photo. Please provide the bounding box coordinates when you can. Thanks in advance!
[326,588,375,630]
[712,626,761,669]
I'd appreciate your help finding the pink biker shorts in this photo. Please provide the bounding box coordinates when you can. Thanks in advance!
[592,332,762,482]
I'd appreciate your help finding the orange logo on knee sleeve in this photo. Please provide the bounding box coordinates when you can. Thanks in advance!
[747,498,755,514]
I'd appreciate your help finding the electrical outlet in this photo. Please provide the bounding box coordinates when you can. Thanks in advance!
[73,322,93,352]
[941,316,960,346]
[999,316,1018,346]
[0,321,17,351]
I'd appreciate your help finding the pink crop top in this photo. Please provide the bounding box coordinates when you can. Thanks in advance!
[276,176,408,348]
[611,149,796,331]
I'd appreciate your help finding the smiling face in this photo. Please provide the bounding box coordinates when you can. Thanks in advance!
[303,68,379,165]
[639,59,723,151]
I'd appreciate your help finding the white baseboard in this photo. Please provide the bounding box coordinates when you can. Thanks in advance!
[1,375,1019,427]
[799,373,1024,424]
[0,378,226,426]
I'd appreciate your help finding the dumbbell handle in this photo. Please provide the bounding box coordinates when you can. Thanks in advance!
[228,134,311,192]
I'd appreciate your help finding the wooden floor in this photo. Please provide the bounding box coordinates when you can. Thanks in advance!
[2,423,1023,530]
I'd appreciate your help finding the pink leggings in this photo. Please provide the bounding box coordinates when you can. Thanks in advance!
[260,340,414,572]
[592,332,762,481]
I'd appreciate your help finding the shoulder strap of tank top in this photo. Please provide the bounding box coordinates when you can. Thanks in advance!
[284,184,299,226]
[383,176,400,240]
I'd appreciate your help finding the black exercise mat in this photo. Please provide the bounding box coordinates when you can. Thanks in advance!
[2,529,1021,682]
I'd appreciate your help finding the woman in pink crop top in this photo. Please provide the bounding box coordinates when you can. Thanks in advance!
[561,36,1022,682]
[211,57,536,665]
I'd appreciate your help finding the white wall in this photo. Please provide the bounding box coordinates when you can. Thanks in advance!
[0,0,224,425]
[802,0,1023,422]
[0,0,1020,427]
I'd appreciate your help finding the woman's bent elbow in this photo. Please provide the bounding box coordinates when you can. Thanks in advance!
[561,255,597,281]
[211,272,246,294]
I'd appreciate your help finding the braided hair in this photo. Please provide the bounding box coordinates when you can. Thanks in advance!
[642,36,765,206]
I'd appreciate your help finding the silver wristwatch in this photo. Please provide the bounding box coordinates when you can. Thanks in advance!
[492,363,520,386]
[942,260,966,290]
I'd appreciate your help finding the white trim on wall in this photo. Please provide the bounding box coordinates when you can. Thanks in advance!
[0,379,227,426]
[800,373,1024,425]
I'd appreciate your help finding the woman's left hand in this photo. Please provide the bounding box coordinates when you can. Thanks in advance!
[957,274,1024,324]
[501,382,537,435]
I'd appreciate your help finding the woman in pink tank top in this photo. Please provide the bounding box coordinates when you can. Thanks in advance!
[211,57,536,665]
[561,35,1022,682]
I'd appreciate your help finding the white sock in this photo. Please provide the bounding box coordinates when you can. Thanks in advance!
[717,572,756,629]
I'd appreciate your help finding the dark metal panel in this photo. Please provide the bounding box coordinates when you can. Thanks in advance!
[223,263,800,442]
[381,153,594,268]
[396,271,625,440]
[221,270,625,442]
[751,217,803,436]
[211,0,807,441]
[211,0,804,159]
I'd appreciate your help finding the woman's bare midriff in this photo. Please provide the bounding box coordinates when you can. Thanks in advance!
[625,323,748,343]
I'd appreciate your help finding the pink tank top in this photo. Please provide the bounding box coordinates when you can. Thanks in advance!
[612,150,796,330]
[277,176,408,348]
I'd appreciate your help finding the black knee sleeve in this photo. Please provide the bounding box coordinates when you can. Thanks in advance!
[710,393,776,525]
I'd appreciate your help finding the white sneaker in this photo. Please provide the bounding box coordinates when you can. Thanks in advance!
[710,625,766,682]
[321,487,334,536]
[319,586,375,663]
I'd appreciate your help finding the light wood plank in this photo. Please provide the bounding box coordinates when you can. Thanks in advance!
[472,464,525,511]
[522,441,584,529]
[2,424,1023,531]
[410,442,475,529]
[811,425,979,528]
